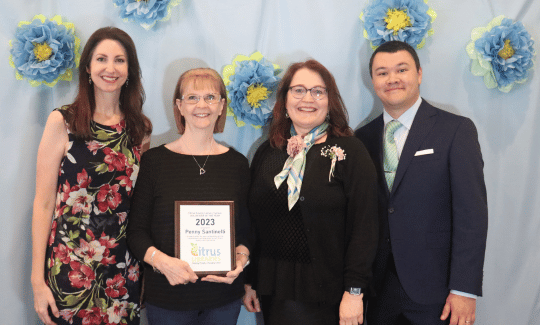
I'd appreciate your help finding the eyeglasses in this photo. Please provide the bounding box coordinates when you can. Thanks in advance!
[289,86,327,100]
[181,93,221,105]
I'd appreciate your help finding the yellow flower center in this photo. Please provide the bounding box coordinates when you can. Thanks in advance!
[246,83,270,108]
[498,39,515,60]
[385,9,412,35]
[33,42,53,62]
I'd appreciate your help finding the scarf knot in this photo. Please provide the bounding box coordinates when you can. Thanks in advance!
[274,122,328,210]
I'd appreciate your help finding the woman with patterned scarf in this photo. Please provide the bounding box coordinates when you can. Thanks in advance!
[244,59,378,325]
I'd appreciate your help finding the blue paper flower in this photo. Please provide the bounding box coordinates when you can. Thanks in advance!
[222,52,282,128]
[113,0,181,30]
[360,0,436,49]
[9,15,80,87]
[466,16,535,92]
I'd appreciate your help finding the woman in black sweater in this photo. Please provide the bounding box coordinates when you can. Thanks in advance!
[127,68,250,324]
[243,60,378,325]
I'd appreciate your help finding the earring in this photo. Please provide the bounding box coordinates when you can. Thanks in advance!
[125,78,129,86]
[285,112,289,118]
[88,76,92,84]
[325,113,330,121]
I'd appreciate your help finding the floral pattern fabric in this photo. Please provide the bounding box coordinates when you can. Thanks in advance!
[45,106,141,325]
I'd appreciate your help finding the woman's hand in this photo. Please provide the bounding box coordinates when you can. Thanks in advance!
[201,245,249,284]
[31,111,68,325]
[32,281,59,325]
[149,249,198,285]
[200,258,244,284]
[243,284,261,312]
[339,292,364,325]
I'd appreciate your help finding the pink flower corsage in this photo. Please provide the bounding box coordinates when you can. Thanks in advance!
[321,145,346,181]
[287,135,306,157]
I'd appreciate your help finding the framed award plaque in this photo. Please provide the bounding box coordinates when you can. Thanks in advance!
[174,201,235,275]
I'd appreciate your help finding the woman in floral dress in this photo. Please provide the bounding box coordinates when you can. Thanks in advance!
[31,27,152,325]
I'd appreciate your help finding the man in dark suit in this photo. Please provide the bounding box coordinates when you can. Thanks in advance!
[355,41,488,325]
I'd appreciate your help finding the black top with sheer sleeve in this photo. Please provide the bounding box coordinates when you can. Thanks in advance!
[127,145,250,311]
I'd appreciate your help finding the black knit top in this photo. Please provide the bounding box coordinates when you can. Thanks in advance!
[247,136,378,304]
[127,144,250,311]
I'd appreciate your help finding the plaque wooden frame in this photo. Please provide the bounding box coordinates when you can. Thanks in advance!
[174,201,235,276]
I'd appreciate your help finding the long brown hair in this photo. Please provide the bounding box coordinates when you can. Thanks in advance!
[269,59,352,149]
[172,68,227,134]
[65,27,151,145]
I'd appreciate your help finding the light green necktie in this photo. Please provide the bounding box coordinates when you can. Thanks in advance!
[384,120,402,191]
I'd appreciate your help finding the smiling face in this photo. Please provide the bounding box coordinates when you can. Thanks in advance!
[176,81,225,133]
[86,39,128,96]
[286,68,329,135]
[371,50,422,118]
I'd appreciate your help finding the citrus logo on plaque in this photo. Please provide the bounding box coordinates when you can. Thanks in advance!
[191,243,222,263]
[191,243,199,256]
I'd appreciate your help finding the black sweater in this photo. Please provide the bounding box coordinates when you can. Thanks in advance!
[127,145,250,310]
[248,136,378,304]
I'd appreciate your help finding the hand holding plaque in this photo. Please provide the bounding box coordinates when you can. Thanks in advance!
[175,201,235,276]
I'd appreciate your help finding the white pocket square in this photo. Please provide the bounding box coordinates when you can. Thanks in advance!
[415,149,434,156]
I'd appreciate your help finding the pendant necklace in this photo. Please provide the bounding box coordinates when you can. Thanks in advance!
[182,137,214,175]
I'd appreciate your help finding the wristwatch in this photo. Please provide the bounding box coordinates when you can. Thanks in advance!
[346,287,362,296]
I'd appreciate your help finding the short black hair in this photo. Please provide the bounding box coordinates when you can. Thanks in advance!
[369,41,421,78]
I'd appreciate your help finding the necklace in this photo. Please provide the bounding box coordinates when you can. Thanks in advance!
[182,137,215,175]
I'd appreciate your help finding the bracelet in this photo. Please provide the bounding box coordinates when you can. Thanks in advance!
[237,252,250,268]
[150,249,161,274]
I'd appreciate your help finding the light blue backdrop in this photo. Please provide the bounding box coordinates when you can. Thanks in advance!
[1,1,539,324]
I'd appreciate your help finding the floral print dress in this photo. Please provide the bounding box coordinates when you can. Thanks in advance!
[45,107,141,325]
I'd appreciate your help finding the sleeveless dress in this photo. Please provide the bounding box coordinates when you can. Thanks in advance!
[45,107,141,325]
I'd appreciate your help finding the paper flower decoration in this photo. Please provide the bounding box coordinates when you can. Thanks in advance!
[9,15,80,87]
[360,0,436,49]
[466,16,535,92]
[222,52,282,128]
[113,0,182,30]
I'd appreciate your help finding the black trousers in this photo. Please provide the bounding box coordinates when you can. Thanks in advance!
[260,295,339,325]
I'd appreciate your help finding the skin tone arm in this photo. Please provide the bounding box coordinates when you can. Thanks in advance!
[339,292,364,325]
[440,293,477,325]
[31,111,69,325]
[145,245,249,286]
[201,245,250,284]
[144,246,198,286]
[243,284,261,312]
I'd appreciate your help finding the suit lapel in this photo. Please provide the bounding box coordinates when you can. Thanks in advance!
[366,116,389,197]
[391,100,438,194]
